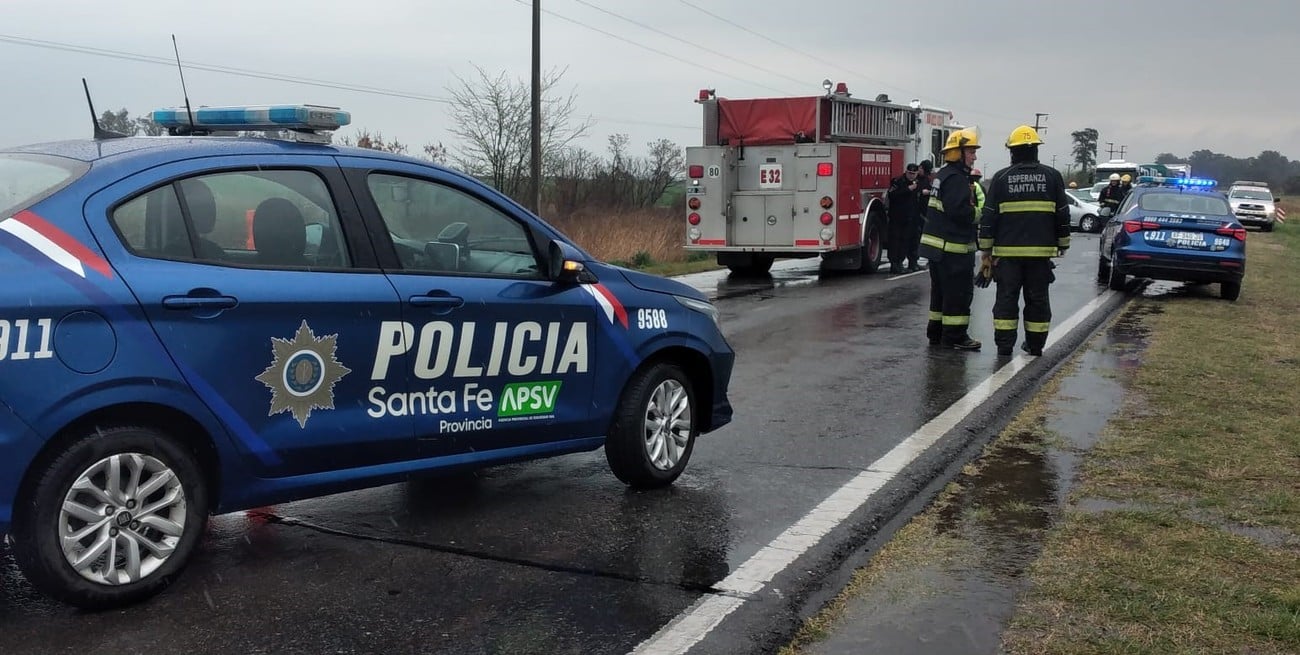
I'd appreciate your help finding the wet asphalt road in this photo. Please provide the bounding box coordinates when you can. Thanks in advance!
[0,235,1121,655]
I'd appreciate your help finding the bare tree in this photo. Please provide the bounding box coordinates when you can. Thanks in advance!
[339,129,408,155]
[643,138,684,206]
[446,65,593,201]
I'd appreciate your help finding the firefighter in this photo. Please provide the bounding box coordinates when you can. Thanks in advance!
[920,128,982,351]
[1119,173,1133,199]
[978,125,1071,357]
[970,168,985,215]
[1098,173,1124,215]
[887,163,922,274]
[909,159,935,272]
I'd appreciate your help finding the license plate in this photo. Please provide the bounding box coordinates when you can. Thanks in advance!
[686,186,706,195]
[758,164,783,189]
[1157,230,1207,249]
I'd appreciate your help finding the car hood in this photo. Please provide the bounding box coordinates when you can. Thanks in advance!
[604,264,708,301]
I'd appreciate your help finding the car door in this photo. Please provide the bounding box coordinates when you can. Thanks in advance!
[83,155,416,478]
[337,157,598,456]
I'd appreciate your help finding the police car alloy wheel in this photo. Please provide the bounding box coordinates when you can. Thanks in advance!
[605,363,697,488]
[11,426,208,609]
[1080,214,1097,233]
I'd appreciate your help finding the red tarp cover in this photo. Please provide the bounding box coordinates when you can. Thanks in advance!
[717,97,821,146]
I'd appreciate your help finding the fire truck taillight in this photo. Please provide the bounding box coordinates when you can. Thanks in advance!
[688,165,705,179]
[819,212,834,225]
[817,163,834,176]
[688,213,702,225]
[819,196,833,209]
[688,197,702,210]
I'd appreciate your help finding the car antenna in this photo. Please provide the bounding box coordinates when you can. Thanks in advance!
[81,78,129,140]
[170,34,199,135]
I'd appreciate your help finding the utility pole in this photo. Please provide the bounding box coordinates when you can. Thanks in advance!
[1105,142,1116,159]
[530,0,542,214]
[1118,145,1128,160]
[1051,154,1058,169]
[1033,112,1049,136]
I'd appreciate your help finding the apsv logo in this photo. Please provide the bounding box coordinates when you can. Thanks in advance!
[498,381,562,417]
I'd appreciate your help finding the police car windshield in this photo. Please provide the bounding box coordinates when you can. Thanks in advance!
[1230,189,1272,200]
[0,154,89,217]
[1139,192,1231,216]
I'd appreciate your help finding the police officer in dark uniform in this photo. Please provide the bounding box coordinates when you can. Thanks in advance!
[978,125,1071,357]
[887,163,922,274]
[919,129,981,351]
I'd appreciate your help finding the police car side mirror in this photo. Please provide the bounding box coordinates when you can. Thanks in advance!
[548,239,587,284]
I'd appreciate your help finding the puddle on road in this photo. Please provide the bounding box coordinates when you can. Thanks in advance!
[799,306,1152,655]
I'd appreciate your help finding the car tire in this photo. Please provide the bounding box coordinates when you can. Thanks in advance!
[10,426,208,610]
[1096,255,1110,284]
[605,362,697,489]
[1107,256,1127,291]
[1080,215,1097,233]
[1262,223,1274,233]
[1221,280,1242,301]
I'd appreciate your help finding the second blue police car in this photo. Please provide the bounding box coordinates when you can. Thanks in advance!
[1097,176,1247,300]
[0,104,734,608]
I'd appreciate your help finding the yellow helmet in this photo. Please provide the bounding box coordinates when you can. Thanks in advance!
[1006,125,1043,148]
[941,128,980,162]
[1121,174,1132,183]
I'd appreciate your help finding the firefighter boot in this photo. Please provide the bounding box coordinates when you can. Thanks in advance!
[949,337,982,351]
[1021,340,1044,357]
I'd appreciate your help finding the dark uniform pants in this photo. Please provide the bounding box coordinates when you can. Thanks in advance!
[993,257,1054,351]
[926,251,976,344]
[888,214,912,266]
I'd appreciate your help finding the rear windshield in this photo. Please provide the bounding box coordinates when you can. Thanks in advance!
[1138,192,1231,216]
[0,154,89,218]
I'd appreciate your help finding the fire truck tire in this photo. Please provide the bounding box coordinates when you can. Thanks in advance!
[858,212,885,274]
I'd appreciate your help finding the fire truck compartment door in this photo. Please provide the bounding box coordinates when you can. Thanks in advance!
[731,193,795,247]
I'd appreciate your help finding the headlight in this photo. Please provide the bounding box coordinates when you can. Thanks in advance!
[675,295,720,328]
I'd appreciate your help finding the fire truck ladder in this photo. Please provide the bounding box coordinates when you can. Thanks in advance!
[826,97,913,144]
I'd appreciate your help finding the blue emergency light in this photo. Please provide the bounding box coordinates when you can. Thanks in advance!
[1136,176,1217,188]
[150,104,351,132]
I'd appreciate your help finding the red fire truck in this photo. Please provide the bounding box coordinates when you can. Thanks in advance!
[684,84,963,275]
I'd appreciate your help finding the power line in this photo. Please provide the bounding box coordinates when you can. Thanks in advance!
[674,0,1022,124]
[0,33,693,131]
[569,0,810,90]
[509,0,795,96]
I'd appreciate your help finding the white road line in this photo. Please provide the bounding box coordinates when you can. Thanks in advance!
[630,290,1118,655]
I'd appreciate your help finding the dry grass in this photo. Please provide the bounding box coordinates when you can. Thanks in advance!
[545,207,691,267]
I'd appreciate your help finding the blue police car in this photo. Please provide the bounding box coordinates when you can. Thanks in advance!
[0,104,734,608]
[1097,176,1247,300]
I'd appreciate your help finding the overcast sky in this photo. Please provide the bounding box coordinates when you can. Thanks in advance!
[2,0,1296,176]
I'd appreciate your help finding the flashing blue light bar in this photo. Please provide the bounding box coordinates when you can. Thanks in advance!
[150,104,351,131]
[1136,175,1217,188]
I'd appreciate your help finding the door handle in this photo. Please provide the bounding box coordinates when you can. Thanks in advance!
[162,294,239,311]
[409,294,465,310]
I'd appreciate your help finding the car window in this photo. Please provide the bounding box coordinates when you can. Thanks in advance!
[1138,192,1231,215]
[111,170,351,269]
[0,154,89,217]
[366,173,541,278]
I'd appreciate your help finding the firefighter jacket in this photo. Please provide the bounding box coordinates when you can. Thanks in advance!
[978,162,1071,257]
[1098,183,1125,211]
[920,162,977,256]
[887,174,922,221]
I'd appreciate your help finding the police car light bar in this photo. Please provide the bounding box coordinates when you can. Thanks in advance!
[150,104,351,132]
[1136,176,1217,188]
